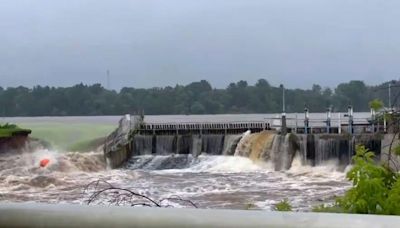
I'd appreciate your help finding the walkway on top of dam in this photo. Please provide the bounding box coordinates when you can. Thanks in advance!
[140,113,370,124]
[133,112,383,135]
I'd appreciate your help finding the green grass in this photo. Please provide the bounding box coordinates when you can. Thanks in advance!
[0,129,14,137]
[68,137,107,152]
[0,123,31,138]
[17,122,115,151]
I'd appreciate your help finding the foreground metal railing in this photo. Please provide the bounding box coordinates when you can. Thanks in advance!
[1,203,400,228]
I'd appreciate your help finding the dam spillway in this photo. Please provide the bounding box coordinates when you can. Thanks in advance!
[104,113,385,170]
[124,132,381,171]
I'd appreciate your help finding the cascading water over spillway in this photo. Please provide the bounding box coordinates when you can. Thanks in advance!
[126,131,381,171]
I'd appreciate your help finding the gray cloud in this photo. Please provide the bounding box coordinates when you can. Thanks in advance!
[0,0,399,90]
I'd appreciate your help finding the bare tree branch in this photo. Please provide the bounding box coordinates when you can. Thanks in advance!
[82,179,197,209]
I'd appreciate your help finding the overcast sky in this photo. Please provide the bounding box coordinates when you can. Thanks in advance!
[1,0,399,90]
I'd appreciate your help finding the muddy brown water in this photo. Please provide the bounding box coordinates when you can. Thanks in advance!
[0,148,350,211]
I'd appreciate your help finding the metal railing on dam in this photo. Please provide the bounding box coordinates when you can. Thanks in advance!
[1,203,399,228]
[136,111,384,135]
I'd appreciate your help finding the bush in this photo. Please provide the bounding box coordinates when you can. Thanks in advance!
[273,199,292,211]
[0,123,18,129]
[314,145,400,215]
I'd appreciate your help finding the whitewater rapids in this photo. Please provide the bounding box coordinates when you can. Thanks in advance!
[0,149,350,211]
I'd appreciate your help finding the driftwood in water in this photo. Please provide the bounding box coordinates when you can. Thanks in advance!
[82,179,197,208]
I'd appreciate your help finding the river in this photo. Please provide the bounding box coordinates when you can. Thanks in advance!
[0,115,352,211]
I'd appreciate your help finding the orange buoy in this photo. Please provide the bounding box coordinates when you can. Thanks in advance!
[40,158,50,168]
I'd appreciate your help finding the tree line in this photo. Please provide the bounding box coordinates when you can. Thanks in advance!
[0,79,398,116]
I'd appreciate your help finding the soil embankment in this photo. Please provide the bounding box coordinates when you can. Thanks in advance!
[0,126,32,152]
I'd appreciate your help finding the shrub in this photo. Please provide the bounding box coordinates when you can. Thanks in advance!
[314,145,400,215]
[274,199,292,211]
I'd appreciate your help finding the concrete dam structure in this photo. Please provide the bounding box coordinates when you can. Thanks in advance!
[122,132,381,171]
[104,111,385,170]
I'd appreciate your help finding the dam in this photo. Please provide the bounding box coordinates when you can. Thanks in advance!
[104,109,387,170]
[0,114,391,211]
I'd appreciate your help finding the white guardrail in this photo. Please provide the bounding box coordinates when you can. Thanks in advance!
[0,203,399,228]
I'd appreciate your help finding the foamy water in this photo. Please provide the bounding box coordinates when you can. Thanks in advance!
[0,148,350,211]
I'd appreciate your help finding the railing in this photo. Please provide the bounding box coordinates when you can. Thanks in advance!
[104,112,386,135]
[138,118,371,131]
[1,203,399,228]
[141,121,268,131]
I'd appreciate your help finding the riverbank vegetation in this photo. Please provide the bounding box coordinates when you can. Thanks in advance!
[312,145,400,215]
[274,199,292,212]
[0,123,31,138]
[274,143,400,215]
[0,79,398,116]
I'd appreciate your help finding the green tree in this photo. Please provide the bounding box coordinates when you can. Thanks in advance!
[314,145,400,215]
[369,99,384,112]
[190,102,206,114]
[0,79,397,116]
[334,81,371,111]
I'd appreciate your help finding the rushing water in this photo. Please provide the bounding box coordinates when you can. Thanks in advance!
[0,148,350,211]
[0,115,358,211]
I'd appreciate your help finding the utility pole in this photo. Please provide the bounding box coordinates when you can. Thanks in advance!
[280,84,286,114]
[389,82,392,110]
[304,107,309,134]
[373,80,400,111]
[280,84,287,134]
[348,105,353,134]
[326,107,331,134]
[370,107,376,133]
[107,70,110,90]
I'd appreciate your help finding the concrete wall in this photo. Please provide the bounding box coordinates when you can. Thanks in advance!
[1,203,400,228]
[103,115,133,169]
[104,144,131,169]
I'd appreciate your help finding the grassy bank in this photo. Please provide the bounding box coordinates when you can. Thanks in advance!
[0,123,31,138]
[17,122,115,151]
[67,137,107,152]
